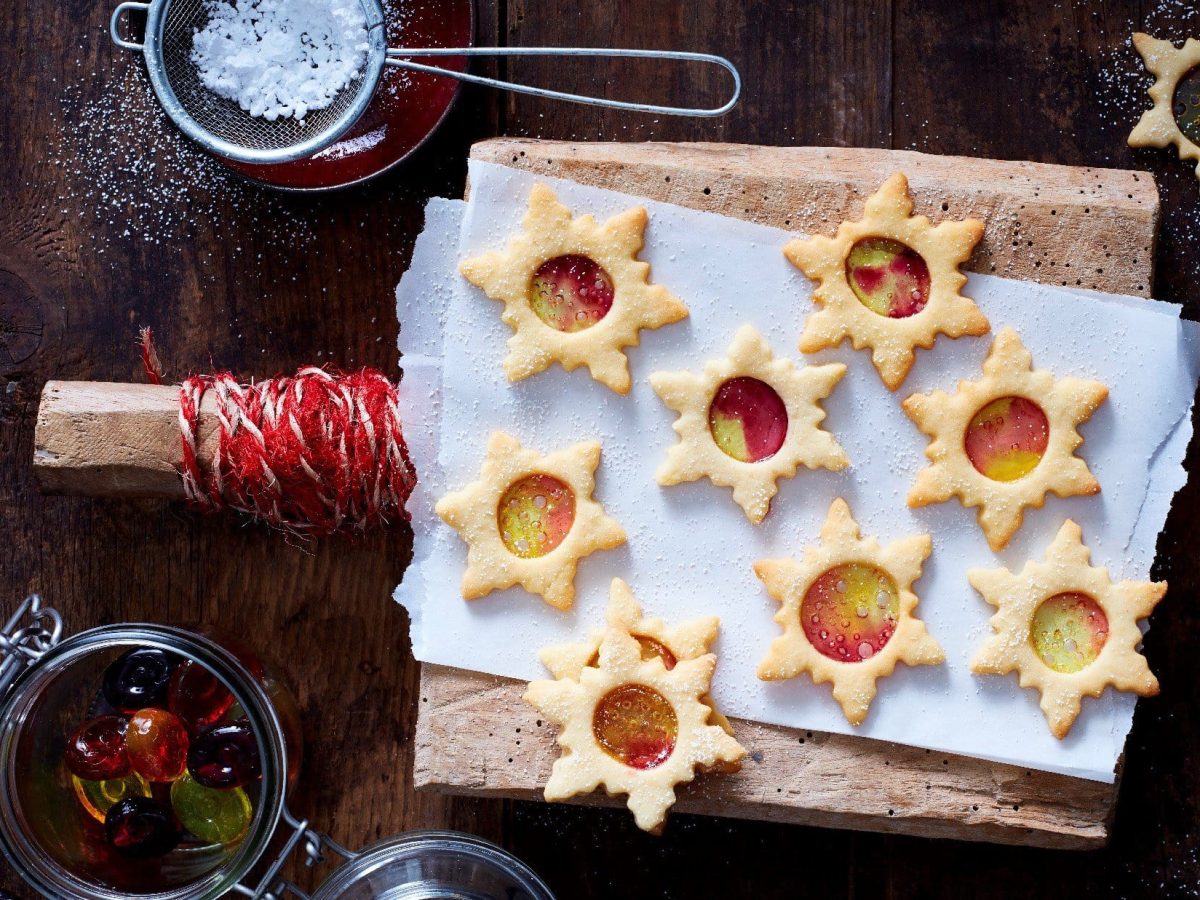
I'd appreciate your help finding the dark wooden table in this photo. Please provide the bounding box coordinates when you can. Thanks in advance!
[3,2,1199,897]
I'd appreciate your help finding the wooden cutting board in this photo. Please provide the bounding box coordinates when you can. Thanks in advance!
[410,139,1159,850]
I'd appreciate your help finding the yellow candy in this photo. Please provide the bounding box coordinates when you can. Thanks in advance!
[71,772,151,823]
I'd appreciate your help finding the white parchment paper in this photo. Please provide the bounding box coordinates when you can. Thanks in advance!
[396,163,1199,782]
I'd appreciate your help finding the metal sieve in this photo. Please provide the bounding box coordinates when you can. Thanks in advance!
[110,0,742,166]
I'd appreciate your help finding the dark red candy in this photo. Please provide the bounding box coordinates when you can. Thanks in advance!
[188,721,261,789]
[102,648,179,713]
[104,796,180,857]
[65,716,131,781]
[168,660,234,731]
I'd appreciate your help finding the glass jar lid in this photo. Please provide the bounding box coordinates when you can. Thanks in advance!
[310,831,555,900]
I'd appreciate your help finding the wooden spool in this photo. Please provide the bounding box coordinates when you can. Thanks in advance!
[34,382,218,498]
[412,139,1159,850]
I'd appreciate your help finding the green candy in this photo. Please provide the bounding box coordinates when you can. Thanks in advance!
[170,773,252,845]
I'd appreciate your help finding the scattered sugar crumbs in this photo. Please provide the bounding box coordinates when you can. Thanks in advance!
[46,52,321,259]
[42,0,420,273]
[1094,0,1200,294]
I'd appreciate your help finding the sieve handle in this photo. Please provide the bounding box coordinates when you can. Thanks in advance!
[110,1,149,51]
[384,47,741,117]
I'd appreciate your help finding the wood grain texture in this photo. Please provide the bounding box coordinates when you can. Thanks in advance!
[33,382,221,497]
[4,0,1200,898]
[414,138,1152,850]
[469,139,1159,295]
[416,665,1114,849]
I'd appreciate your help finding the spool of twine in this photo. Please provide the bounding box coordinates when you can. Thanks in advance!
[143,328,416,536]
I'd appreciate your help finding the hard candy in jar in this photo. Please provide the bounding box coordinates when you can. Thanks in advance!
[104,796,181,858]
[64,715,130,781]
[188,720,262,789]
[125,708,190,782]
[101,648,179,712]
[170,773,253,845]
[168,659,234,730]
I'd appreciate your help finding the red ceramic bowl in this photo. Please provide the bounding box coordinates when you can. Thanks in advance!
[222,0,474,191]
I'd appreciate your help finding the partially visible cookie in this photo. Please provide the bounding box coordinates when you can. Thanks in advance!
[435,432,626,610]
[539,578,735,738]
[1128,33,1200,180]
[524,625,746,834]
[903,327,1108,551]
[754,498,944,725]
[650,324,848,523]
[784,173,988,390]
[969,520,1166,738]
[460,184,688,394]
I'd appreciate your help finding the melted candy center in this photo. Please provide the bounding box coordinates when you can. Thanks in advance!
[587,636,678,671]
[708,377,789,463]
[802,563,900,662]
[529,254,615,333]
[497,474,575,559]
[1174,65,1200,146]
[964,396,1050,482]
[592,683,678,770]
[1030,592,1108,673]
[845,237,931,318]
[635,635,678,670]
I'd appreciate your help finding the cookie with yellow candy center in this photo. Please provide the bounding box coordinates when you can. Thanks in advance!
[435,432,626,611]
[968,520,1166,739]
[524,625,746,834]
[539,578,735,740]
[754,498,944,725]
[902,327,1108,551]
[783,172,988,390]
[459,184,688,394]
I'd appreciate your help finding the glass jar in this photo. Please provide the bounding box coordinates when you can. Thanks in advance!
[0,596,296,898]
[0,597,554,900]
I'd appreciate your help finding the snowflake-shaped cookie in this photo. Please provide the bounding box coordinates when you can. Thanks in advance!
[435,432,626,610]
[783,173,988,390]
[903,327,1108,551]
[524,625,746,833]
[649,325,849,523]
[968,520,1166,739]
[1128,33,1200,179]
[539,577,735,738]
[754,498,944,725]
[459,184,688,394]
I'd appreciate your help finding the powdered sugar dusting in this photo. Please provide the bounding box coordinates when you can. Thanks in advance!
[192,0,370,121]
[46,61,319,255]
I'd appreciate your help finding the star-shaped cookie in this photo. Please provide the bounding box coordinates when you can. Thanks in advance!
[524,625,746,833]
[650,325,848,523]
[969,520,1166,738]
[1128,32,1200,179]
[460,184,688,394]
[754,498,944,725]
[784,173,988,390]
[436,432,626,610]
[903,327,1108,551]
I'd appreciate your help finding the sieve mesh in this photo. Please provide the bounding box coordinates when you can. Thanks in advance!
[152,0,380,157]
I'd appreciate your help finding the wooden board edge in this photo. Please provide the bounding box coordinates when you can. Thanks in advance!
[466,139,1160,298]
[413,664,1115,851]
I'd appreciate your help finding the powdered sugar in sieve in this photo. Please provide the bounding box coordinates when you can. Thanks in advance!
[191,0,371,122]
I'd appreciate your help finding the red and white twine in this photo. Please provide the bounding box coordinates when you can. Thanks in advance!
[142,329,416,536]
